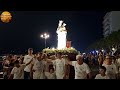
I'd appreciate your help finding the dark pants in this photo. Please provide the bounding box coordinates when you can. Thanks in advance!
[3,75,8,79]
[24,71,30,79]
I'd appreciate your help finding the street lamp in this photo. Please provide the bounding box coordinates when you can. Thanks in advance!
[112,48,115,51]
[101,49,104,52]
[40,33,50,48]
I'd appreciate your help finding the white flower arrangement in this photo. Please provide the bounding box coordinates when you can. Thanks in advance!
[42,47,78,55]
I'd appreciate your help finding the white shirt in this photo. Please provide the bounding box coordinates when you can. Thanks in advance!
[116,58,120,67]
[52,58,66,79]
[45,62,53,72]
[23,55,33,72]
[95,74,109,79]
[102,63,118,79]
[32,59,46,73]
[11,64,26,79]
[45,72,56,79]
[71,61,90,79]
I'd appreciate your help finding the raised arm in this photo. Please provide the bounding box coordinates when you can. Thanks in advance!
[45,58,54,63]
[66,59,72,65]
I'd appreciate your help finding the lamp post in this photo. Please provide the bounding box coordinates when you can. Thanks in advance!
[40,33,49,48]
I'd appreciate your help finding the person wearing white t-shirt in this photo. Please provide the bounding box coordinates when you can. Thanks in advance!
[45,68,56,79]
[95,66,109,79]
[102,55,118,79]
[9,60,33,79]
[67,55,91,79]
[23,48,34,79]
[45,52,68,79]
[116,54,120,73]
[31,53,46,79]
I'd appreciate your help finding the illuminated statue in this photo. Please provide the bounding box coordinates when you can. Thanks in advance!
[56,20,67,49]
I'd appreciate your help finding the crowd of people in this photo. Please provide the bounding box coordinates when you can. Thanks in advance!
[1,48,120,79]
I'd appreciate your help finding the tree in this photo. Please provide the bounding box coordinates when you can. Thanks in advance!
[85,30,120,52]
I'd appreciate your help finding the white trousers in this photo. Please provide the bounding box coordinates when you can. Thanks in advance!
[56,73,64,79]
[33,71,45,79]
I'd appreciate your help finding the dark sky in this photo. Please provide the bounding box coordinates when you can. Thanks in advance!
[0,11,106,53]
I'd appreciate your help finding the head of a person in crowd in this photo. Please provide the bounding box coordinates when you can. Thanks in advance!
[50,55,55,60]
[13,55,17,61]
[2,56,6,60]
[106,53,110,56]
[99,51,103,55]
[5,55,9,59]
[41,53,47,59]
[105,55,112,65]
[99,66,106,76]
[49,68,54,74]
[38,52,43,59]
[3,58,6,61]
[46,54,51,59]
[76,55,83,65]
[35,54,38,60]
[19,59,23,64]
[98,54,103,60]
[7,54,13,61]
[91,55,95,59]
[28,48,33,55]
[19,55,23,59]
[34,54,37,59]
[37,52,41,57]
[14,60,20,68]
[57,52,62,59]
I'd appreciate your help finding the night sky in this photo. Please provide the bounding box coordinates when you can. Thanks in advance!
[0,11,107,54]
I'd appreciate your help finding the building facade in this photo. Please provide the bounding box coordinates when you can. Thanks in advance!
[103,11,120,37]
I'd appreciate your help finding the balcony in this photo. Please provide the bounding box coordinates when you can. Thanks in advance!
[103,12,111,20]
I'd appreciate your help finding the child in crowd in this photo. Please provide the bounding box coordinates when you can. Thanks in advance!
[45,67,56,79]
[95,66,109,79]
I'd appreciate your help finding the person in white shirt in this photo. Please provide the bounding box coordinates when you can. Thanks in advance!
[44,55,53,72]
[46,52,68,79]
[23,48,34,79]
[67,55,91,79]
[31,53,46,79]
[95,66,109,79]
[102,55,118,79]
[45,67,56,79]
[9,60,33,79]
[2,57,10,79]
[116,54,120,73]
